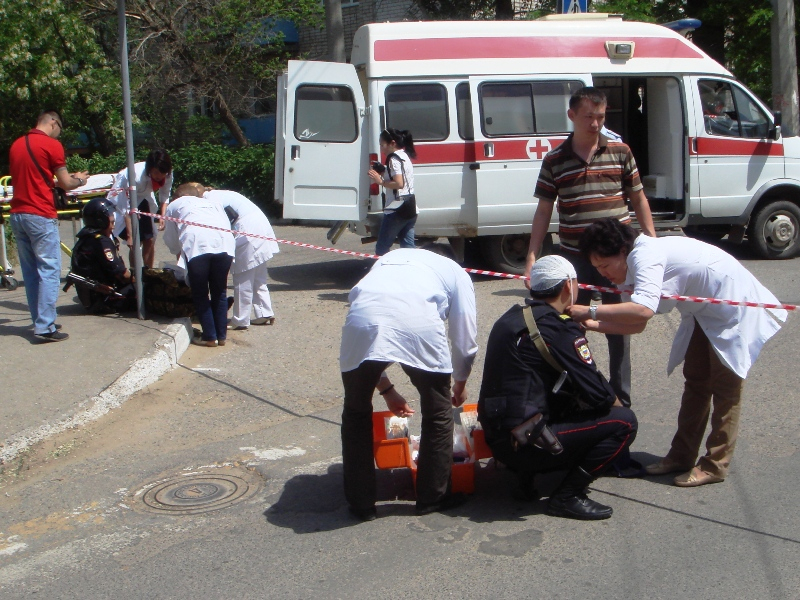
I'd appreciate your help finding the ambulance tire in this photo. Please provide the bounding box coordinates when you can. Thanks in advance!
[481,234,532,275]
[749,200,800,259]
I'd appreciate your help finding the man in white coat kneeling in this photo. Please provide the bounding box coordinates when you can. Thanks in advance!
[203,187,279,330]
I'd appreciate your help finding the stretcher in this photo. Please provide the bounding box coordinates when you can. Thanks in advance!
[0,174,116,272]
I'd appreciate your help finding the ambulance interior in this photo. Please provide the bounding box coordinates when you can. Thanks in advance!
[594,76,685,222]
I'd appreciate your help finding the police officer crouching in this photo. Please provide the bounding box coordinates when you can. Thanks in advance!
[68,198,135,314]
[477,255,638,520]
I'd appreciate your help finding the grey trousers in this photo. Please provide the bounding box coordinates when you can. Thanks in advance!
[341,360,453,509]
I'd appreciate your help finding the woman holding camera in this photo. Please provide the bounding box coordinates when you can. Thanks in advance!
[368,128,417,256]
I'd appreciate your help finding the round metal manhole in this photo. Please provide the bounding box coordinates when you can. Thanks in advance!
[135,467,262,515]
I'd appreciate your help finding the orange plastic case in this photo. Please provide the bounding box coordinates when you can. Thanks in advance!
[371,405,494,495]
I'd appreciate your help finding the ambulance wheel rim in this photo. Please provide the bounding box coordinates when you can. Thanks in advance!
[764,213,795,247]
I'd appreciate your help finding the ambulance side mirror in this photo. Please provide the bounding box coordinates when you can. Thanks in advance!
[771,125,782,141]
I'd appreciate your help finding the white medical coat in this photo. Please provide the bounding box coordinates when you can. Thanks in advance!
[205,190,279,274]
[340,248,478,381]
[162,196,235,263]
[106,162,173,238]
[625,235,786,379]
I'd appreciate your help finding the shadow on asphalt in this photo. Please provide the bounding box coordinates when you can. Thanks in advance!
[268,258,370,293]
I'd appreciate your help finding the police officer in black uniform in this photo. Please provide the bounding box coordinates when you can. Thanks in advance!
[69,197,135,313]
[478,255,637,520]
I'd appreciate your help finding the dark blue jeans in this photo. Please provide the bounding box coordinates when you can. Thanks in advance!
[187,253,232,342]
[375,212,417,256]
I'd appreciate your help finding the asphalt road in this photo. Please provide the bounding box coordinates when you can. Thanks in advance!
[0,224,798,599]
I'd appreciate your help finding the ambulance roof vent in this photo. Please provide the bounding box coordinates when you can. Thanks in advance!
[605,41,635,60]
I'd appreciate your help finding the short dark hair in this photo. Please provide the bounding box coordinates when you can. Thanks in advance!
[578,218,639,259]
[37,109,63,127]
[145,149,172,176]
[421,242,457,262]
[569,87,607,111]
[530,280,566,300]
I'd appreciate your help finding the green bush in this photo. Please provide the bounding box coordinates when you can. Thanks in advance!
[67,143,276,212]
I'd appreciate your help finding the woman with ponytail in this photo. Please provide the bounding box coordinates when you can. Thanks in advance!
[368,128,418,255]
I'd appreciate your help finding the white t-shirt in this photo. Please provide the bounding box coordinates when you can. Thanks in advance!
[162,196,235,263]
[384,149,414,207]
[340,248,478,381]
[625,235,785,378]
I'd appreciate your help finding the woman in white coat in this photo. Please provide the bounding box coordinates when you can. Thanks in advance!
[106,149,173,268]
[205,188,279,329]
[162,184,235,347]
[570,218,786,487]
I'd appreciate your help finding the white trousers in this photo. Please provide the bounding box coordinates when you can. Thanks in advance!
[231,262,273,327]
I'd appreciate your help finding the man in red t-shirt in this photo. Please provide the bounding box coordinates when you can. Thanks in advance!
[9,109,89,342]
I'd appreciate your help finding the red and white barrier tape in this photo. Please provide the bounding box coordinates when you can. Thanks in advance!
[133,209,797,312]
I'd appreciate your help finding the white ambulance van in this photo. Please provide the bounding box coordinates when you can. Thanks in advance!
[275,15,797,272]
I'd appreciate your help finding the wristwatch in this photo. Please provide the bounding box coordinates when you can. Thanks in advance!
[589,304,598,320]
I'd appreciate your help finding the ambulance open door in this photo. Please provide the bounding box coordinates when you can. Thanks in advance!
[279,60,368,221]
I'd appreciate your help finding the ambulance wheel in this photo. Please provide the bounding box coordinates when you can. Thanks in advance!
[1,276,19,291]
[480,234,530,275]
[749,200,800,259]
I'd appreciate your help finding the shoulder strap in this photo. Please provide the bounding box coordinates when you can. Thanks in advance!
[522,305,566,373]
[25,135,55,190]
[385,152,406,199]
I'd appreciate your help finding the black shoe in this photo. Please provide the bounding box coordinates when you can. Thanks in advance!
[547,493,613,520]
[348,505,377,522]
[546,466,612,520]
[34,331,69,343]
[415,492,468,516]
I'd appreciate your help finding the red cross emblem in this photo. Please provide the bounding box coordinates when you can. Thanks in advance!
[527,139,550,160]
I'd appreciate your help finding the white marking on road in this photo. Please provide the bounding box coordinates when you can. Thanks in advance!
[0,542,27,556]
[240,446,307,462]
[190,368,221,372]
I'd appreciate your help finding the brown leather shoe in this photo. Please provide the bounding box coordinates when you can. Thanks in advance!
[645,457,692,476]
[673,466,725,487]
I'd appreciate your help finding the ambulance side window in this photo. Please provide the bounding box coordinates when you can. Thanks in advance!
[480,83,534,136]
[479,80,584,136]
[295,85,357,143]
[456,83,474,140]
[699,79,769,139]
[385,84,449,141]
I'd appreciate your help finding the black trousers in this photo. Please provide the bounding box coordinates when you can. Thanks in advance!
[341,360,453,509]
[489,406,638,478]
[562,250,632,405]
[187,252,232,342]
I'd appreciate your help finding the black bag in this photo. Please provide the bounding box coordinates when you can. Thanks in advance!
[25,135,68,211]
[394,194,416,220]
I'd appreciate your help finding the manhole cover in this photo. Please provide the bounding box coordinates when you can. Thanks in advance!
[135,467,262,515]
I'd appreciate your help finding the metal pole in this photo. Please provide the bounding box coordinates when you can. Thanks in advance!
[117,0,144,318]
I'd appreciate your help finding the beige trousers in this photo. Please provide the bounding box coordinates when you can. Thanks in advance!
[666,321,744,478]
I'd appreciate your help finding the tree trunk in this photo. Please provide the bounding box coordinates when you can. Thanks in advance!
[496,0,514,20]
[325,0,346,62]
[216,91,249,147]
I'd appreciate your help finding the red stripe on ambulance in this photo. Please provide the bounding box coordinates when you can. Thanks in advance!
[374,37,704,62]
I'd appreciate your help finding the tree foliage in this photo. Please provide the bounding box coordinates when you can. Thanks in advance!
[0,0,123,160]
[82,0,323,147]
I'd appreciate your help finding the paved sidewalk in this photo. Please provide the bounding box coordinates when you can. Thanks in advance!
[0,220,191,464]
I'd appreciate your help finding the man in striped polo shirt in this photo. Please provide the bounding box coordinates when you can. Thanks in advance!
[525,87,656,407]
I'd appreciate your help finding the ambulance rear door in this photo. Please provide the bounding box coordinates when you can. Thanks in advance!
[468,75,592,234]
[280,60,367,221]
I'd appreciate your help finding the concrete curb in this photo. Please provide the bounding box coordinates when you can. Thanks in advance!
[0,318,193,466]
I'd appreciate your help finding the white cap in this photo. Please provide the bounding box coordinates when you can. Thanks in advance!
[529,255,577,291]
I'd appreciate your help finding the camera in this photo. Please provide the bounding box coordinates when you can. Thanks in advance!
[371,161,385,174]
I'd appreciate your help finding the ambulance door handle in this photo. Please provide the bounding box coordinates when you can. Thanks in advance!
[691,138,698,154]
[469,163,481,170]
[291,145,300,160]
[483,142,495,158]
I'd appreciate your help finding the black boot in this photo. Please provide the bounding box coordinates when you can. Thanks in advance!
[547,467,613,520]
